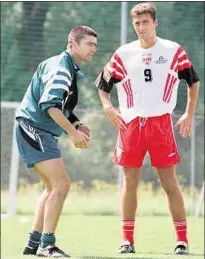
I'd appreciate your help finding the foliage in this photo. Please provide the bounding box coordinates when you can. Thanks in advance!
[56,112,204,188]
[59,112,119,187]
[1,2,204,189]
[1,2,204,113]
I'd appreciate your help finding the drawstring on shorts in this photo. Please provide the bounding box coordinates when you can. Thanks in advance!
[139,117,147,129]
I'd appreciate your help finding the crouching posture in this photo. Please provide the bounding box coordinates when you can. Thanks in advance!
[15,26,97,257]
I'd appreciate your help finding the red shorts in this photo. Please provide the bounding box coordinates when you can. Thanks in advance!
[112,113,180,168]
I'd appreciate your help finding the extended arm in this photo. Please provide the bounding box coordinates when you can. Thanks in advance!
[98,87,127,131]
[175,48,200,137]
[185,81,200,117]
[95,53,127,130]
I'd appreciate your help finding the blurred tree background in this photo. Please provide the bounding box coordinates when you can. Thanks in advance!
[1,2,204,112]
[1,2,204,189]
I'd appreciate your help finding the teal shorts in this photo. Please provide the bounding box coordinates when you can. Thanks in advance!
[15,118,62,168]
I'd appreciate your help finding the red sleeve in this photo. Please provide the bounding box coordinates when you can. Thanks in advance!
[176,46,200,86]
[94,52,127,93]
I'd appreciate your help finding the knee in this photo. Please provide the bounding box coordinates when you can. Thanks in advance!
[44,189,51,198]
[52,180,70,201]
[123,174,138,191]
[61,180,70,198]
[60,180,70,199]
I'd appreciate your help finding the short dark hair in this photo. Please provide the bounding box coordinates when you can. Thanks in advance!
[68,25,97,44]
[130,2,157,21]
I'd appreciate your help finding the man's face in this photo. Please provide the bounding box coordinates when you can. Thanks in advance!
[132,13,158,41]
[73,35,97,63]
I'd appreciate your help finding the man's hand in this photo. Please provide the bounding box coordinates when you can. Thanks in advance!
[78,124,91,138]
[70,129,90,149]
[174,113,194,137]
[104,106,127,130]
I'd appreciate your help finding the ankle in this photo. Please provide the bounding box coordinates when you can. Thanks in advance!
[40,233,56,248]
[27,230,42,248]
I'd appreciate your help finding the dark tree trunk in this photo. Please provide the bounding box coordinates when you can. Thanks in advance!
[17,2,50,71]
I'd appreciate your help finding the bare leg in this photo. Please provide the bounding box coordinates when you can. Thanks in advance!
[118,167,141,250]
[34,158,70,234]
[31,175,52,232]
[157,165,188,252]
[157,166,186,221]
[121,167,141,219]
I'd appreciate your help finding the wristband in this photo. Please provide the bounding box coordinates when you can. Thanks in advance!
[73,121,82,129]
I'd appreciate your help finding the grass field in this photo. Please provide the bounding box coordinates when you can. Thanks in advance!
[1,183,204,259]
[1,182,204,216]
[1,215,204,259]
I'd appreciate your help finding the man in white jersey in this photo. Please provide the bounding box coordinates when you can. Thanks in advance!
[94,3,199,255]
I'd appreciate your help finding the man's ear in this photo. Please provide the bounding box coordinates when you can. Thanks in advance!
[155,18,158,28]
[71,39,78,50]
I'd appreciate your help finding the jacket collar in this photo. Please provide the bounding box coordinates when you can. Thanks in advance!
[65,50,80,72]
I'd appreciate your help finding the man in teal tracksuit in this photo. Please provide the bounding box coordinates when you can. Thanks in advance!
[15,26,97,257]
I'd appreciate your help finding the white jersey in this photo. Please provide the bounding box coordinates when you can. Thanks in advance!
[95,37,199,123]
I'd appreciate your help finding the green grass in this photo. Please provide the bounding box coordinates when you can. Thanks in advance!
[1,215,204,259]
[1,182,204,217]
[1,184,204,258]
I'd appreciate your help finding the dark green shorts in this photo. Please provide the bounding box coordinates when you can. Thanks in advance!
[15,118,61,168]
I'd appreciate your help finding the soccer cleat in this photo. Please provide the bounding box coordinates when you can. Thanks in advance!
[117,240,135,254]
[174,241,189,255]
[36,245,70,257]
[23,245,38,255]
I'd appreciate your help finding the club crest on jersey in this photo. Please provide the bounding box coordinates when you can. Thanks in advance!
[154,56,168,64]
[142,53,152,65]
